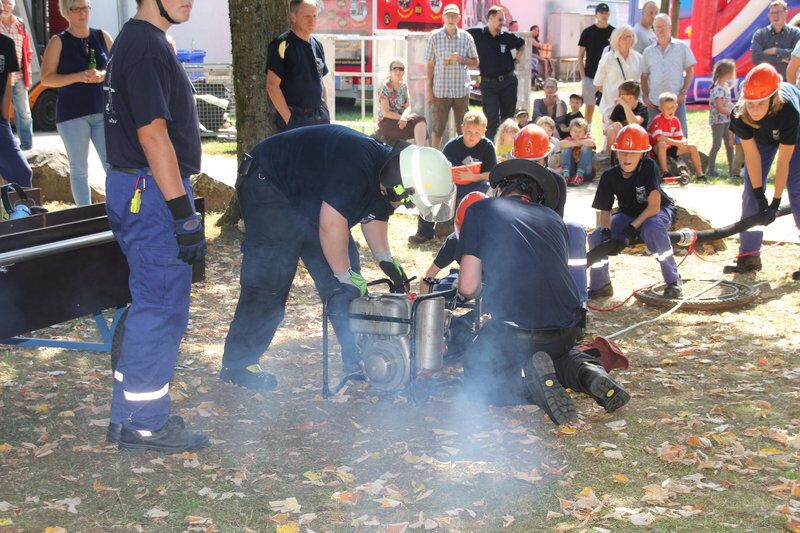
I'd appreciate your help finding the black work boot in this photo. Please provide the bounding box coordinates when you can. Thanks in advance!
[588,282,614,299]
[107,415,186,444]
[723,255,762,274]
[118,416,209,452]
[524,352,578,425]
[662,283,683,299]
[578,363,630,413]
[220,364,278,390]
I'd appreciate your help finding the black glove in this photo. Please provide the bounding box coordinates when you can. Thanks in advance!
[167,195,206,265]
[599,228,612,242]
[623,224,638,243]
[379,258,410,293]
[763,197,781,226]
[752,186,769,212]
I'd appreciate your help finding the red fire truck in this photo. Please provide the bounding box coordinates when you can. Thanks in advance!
[317,0,463,104]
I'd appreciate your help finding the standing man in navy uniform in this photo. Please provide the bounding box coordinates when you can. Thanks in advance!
[456,160,629,425]
[0,28,31,187]
[103,0,208,452]
[220,126,455,388]
[266,0,330,131]
[467,5,525,140]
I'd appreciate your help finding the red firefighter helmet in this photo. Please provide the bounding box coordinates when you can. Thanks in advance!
[454,191,487,236]
[611,124,651,153]
[743,63,782,103]
[513,124,552,160]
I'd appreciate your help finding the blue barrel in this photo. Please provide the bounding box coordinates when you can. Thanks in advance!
[177,49,207,81]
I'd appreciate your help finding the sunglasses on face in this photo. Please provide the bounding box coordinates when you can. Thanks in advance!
[391,66,405,71]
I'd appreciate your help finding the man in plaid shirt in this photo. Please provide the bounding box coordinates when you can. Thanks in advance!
[425,3,478,152]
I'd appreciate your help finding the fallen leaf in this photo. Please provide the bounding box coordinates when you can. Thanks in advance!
[54,498,81,514]
[276,523,300,533]
[657,442,687,462]
[604,450,624,460]
[502,515,515,527]
[43,528,66,533]
[92,479,114,493]
[35,404,49,414]
[613,473,630,484]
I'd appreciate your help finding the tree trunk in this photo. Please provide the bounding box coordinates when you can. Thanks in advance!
[217,0,286,227]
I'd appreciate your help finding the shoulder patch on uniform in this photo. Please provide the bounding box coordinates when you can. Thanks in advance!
[279,41,288,59]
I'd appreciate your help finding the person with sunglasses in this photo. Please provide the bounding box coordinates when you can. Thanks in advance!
[40,0,113,206]
[377,58,428,146]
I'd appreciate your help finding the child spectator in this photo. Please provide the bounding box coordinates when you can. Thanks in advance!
[588,124,682,299]
[494,118,520,162]
[604,80,649,160]
[515,108,530,128]
[410,110,497,244]
[648,92,706,181]
[559,117,596,185]
[535,115,562,170]
[557,93,585,139]
[706,59,736,176]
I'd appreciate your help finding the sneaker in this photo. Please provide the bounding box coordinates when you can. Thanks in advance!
[408,233,434,244]
[580,363,631,413]
[662,283,683,299]
[588,283,614,299]
[523,352,577,425]
[220,364,278,390]
[118,416,208,453]
[722,255,762,274]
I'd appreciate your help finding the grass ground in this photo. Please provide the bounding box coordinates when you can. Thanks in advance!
[1,211,799,532]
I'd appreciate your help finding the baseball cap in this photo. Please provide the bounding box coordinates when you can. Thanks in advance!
[595,3,610,13]
[443,3,460,16]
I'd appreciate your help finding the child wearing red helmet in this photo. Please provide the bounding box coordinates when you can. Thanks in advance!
[588,124,682,299]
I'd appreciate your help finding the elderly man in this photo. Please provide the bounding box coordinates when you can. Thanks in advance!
[752,1,800,79]
[0,0,33,151]
[468,5,525,140]
[634,1,658,54]
[266,0,330,131]
[577,2,614,125]
[641,13,695,136]
[425,3,478,152]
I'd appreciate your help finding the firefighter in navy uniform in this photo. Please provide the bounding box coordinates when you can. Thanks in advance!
[455,159,630,425]
[220,126,455,389]
[103,0,207,452]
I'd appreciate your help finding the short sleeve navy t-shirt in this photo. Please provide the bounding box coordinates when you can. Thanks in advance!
[266,30,328,109]
[578,24,615,78]
[433,232,459,269]
[730,83,800,146]
[456,196,582,329]
[104,19,201,177]
[0,33,20,105]
[467,27,525,77]
[592,157,675,218]
[250,125,393,226]
[608,102,649,126]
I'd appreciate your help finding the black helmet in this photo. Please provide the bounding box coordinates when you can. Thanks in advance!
[489,159,561,211]
[378,140,412,203]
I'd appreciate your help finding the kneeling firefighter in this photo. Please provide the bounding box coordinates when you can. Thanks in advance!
[455,158,630,425]
[221,125,455,388]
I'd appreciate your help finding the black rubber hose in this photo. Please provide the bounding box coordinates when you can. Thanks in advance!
[587,206,793,267]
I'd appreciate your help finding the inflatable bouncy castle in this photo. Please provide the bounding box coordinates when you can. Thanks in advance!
[631,0,800,102]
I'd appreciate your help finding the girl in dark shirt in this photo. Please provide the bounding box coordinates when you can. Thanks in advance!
[40,0,112,206]
[726,64,800,278]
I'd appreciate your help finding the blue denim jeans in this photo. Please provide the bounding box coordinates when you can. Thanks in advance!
[562,146,594,177]
[11,78,33,150]
[56,113,108,206]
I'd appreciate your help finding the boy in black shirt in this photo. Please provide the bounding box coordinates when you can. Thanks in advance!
[604,81,648,161]
[588,124,682,299]
[557,93,585,139]
[409,110,497,243]
[0,32,31,187]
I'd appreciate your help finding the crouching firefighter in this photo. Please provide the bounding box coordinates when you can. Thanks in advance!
[220,125,455,388]
[455,158,630,425]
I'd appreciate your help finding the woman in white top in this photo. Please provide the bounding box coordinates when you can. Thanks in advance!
[594,25,644,122]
